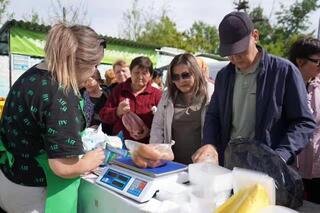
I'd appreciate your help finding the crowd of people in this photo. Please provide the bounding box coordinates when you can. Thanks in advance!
[0,11,319,212]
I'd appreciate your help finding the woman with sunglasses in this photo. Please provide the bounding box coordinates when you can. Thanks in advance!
[288,37,320,204]
[0,24,106,213]
[132,53,215,167]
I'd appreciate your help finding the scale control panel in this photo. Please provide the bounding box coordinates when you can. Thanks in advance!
[126,178,147,197]
[97,166,155,202]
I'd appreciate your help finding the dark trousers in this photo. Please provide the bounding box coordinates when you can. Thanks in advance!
[303,178,320,204]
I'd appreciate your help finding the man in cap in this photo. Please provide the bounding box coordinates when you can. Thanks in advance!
[192,11,315,165]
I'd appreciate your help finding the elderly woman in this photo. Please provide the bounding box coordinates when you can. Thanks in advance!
[133,53,215,167]
[0,24,105,213]
[99,56,162,143]
[81,69,113,133]
[289,37,320,204]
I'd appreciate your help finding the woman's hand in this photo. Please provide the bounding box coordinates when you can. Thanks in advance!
[116,98,130,117]
[192,144,219,164]
[81,148,105,172]
[132,144,173,168]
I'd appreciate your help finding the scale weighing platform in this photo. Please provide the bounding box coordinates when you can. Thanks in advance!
[96,157,187,203]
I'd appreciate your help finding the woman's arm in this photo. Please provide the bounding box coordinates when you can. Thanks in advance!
[149,94,167,144]
[48,148,105,178]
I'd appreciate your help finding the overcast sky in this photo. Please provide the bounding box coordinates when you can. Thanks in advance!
[7,0,320,38]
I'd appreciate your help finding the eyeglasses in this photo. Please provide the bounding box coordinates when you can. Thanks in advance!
[307,57,320,67]
[100,39,107,49]
[172,72,192,81]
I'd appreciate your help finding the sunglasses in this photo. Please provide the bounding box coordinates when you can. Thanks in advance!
[100,39,107,49]
[307,57,320,67]
[172,72,192,81]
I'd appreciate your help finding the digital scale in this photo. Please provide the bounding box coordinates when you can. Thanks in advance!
[96,157,188,203]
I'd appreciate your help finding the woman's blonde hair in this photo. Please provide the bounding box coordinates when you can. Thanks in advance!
[45,23,105,95]
[167,53,207,101]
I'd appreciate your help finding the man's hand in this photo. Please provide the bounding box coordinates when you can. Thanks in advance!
[192,144,219,164]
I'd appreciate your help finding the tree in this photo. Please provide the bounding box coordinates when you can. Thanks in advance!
[120,0,143,41]
[48,0,89,25]
[234,0,249,12]
[22,9,41,24]
[137,15,187,50]
[248,0,319,56]
[276,0,319,36]
[249,7,274,51]
[184,21,219,54]
[0,0,14,25]
[122,1,219,53]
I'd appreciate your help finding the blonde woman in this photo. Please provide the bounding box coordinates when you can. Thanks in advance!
[133,53,214,167]
[0,23,105,213]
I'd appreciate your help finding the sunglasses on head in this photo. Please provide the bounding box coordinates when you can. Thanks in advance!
[172,72,192,81]
[100,39,107,49]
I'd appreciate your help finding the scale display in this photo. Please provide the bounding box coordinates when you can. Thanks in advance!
[100,168,132,190]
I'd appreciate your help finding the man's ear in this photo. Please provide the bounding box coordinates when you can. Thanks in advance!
[296,58,306,69]
[252,29,260,44]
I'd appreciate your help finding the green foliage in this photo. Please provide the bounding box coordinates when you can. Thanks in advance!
[276,0,318,36]
[137,15,187,50]
[250,0,319,57]
[122,0,219,53]
[122,0,319,56]
[184,21,219,54]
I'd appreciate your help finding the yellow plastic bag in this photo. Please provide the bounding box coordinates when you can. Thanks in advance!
[215,184,270,213]
[0,100,5,119]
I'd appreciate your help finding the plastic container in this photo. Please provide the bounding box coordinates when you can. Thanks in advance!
[188,162,233,192]
[156,182,189,203]
[188,163,232,210]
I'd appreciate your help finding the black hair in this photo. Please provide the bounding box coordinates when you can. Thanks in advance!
[152,69,163,79]
[129,56,153,75]
[288,37,320,66]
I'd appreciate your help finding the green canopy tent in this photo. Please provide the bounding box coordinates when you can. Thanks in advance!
[0,20,160,97]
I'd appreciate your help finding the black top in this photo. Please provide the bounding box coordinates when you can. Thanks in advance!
[0,65,85,186]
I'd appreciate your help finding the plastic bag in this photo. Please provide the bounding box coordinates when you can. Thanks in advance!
[224,139,304,209]
[122,111,147,137]
[103,144,130,166]
[125,139,175,167]
[232,167,276,205]
[82,125,107,152]
[215,184,270,213]
[82,125,128,165]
